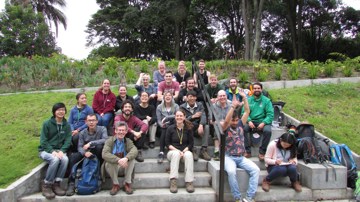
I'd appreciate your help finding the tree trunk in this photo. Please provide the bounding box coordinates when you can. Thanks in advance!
[252,0,264,61]
[175,22,180,60]
[242,0,251,60]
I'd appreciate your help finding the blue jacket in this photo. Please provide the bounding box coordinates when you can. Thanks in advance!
[68,105,94,131]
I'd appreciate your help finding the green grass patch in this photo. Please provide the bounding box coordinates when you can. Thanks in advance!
[269,82,360,154]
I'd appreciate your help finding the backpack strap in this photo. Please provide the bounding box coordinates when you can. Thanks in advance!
[341,144,357,170]
[71,157,86,180]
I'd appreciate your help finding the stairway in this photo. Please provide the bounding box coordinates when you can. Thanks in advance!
[19,127,354,202]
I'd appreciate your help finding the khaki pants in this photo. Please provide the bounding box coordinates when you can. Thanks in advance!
[142,119,157,142]
[104,159,135,185]
[167,150,194,182]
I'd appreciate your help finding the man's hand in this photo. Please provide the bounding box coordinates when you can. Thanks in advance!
[248,121,255,129]
[192,111,202,119]
[257,123,265,130]
[72,130,79,136]
[84,151,93,158]
[83,143,91,150]
[198,124,204,136]
[133,131,142,139]
[118,158,129,168]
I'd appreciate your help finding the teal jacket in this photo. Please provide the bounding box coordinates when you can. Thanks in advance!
[247,94,274,125]
[38,117,72,153]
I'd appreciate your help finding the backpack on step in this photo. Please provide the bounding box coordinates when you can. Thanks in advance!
[295,123,315,139]
[354,171,360,201]
[297,137,330,163]
[71,156,102,195]
[329,144,358,188]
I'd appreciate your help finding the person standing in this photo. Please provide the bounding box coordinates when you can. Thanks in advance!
[102,121,138,195]
[194,59,211,86]
[38,103,71,199]
[66,114,108,196]
[166,110,195,193]
[222,95,260,202]
[243,82,274,161]
[92,79,116,127]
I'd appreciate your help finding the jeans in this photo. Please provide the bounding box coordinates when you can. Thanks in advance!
[266,164,298,182]
[224,155,260,200]
[39,151,69,184]
[96,112,113,127]
[244,123,272,154]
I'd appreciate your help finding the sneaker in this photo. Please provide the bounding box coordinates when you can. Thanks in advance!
[149,142,155,149]
[41,182,55,199]
[292,181,302,192]
[244,152,251,158]
[262,178,270,192]
[66,182,75,196]
[110,184,120,195]
[170,178,178,193]
[157,152,164,164]
[136,150,144,162]
[258,153,265,161]
[213,151,220,161]
[52,181,66,196]
[185,182,195,193]
[123,182,133,194]
[242,197,255,202]
[193,148,199,161]
[199,148,211,161]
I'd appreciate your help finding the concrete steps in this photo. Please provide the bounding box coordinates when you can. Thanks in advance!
[19,187,217,202]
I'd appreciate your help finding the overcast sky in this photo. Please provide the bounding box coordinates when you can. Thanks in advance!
[0,0,359,60]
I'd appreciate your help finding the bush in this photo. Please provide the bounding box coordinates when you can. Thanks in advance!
[324,59,337,77]
[256,68,269,82]
[307,61,321,79]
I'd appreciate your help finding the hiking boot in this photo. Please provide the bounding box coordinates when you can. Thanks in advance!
[199,148,211,161]
[52,181,66,196]
[193,148,199,161]
[123,182,133,195]
[213,151,220,161]
[262,178,270,192]
[149,142,155,149]
[42,182,55,199]
[158,152,164,164]
[244,152,251,158]
[185,182,195,193]
[292,181,302,192]
[136,150,144,162]
[66,182,75,196]
[258,153,265,161]
[110,184,120,195]
[170,178,178,193]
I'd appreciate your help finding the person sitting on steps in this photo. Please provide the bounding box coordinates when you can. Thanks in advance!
[66,113,108,196]
[166,110,195,194]
[262,132,302,192]
[38,103,71,199]
[114,100,148,162]
[102,121,138,195]
[180,90,211,161]
[222,97,260,202]
[243,82,274,161]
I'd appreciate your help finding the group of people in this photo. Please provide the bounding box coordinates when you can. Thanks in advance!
[38,59,302,201]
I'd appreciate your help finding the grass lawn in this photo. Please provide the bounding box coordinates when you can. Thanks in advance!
[0,83,359,188]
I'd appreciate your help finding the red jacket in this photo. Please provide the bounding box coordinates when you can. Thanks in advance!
[92,89,116,114]
[114,113,148,134]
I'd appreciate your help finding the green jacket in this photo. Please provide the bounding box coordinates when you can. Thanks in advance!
[38,117,72,153]
[247,94,274,125]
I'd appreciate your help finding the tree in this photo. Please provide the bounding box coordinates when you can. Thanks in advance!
[10,0,67,36]
[0,4,57,57]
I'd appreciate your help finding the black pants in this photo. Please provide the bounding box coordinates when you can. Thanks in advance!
[126,132,146,150]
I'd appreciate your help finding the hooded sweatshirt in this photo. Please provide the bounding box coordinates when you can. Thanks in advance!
[92,89,116,114]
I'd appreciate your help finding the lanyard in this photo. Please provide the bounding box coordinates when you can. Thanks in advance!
[280,149,287,161]
[176,128,184,145]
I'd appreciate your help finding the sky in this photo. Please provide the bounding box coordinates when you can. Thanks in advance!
[0,0,359,60]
